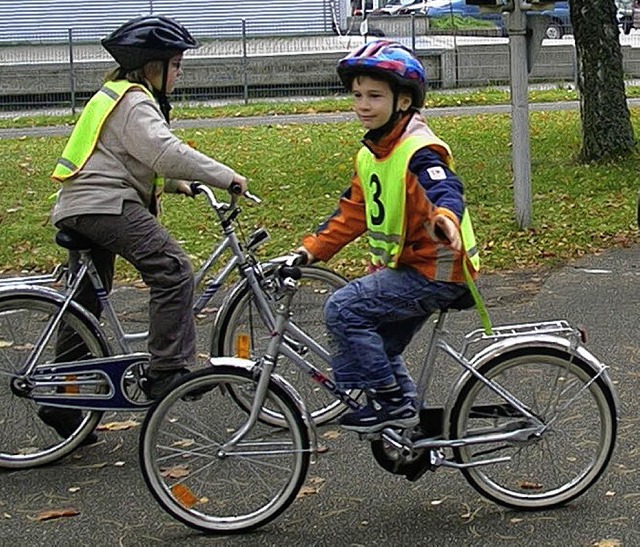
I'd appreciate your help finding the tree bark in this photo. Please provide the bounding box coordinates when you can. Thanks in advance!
[570,0,636,161]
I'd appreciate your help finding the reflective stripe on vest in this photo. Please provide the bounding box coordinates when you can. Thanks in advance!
[461,207,479,272]
[357,134,453,268]
[51,81,155,182]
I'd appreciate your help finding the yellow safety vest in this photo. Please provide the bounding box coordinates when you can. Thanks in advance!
[51,80,164,197]
[357,135,455,268]
[357,134,490,332]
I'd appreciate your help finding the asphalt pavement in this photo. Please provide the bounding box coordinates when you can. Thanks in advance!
[1,102,639,545]
[1,241,639,546]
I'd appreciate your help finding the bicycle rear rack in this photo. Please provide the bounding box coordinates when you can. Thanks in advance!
[0,264,67,287]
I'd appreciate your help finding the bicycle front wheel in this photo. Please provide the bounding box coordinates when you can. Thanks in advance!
[139,366,311,534]
[449,347,617,510]
[0,291,108,468]
[214,265,350,426]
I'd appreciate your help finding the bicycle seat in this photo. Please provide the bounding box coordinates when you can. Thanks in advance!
[55,230,94,251]
[441,289,476,312]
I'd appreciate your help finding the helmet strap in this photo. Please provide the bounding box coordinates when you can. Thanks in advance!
[150,59,172,122]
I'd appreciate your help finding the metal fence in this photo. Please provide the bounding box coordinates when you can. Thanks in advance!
[0,16,639,115]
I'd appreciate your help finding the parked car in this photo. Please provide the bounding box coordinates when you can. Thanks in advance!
[397,0,441,15]
[539,1,572,39]
[372,0,423,15]
[632,0,640,32]
[352,0,373,16]
[616,0,634,34]
[399,0,505,32]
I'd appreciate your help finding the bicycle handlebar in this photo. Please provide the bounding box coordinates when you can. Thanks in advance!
[189,182,261,208]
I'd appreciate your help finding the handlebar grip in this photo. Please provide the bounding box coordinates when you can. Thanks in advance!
[190,182,204,195]
[279,266,302,280]
[229,182,244,195]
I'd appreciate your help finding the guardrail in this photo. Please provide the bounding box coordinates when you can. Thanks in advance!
[1,19,639,114]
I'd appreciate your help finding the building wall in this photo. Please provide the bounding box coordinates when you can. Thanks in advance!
[0,0,344,43]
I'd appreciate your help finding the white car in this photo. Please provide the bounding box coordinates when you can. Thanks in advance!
[396,0,447,15]
[372,0,423,15]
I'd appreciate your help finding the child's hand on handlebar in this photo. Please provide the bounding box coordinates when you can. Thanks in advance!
[229,174,248,195]
[175,180,194,196]
[295,247,315,265]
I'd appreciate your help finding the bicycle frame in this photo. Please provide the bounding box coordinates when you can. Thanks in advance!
[57,187,268,353]
[10,185,280,412]
[220,264,614,471]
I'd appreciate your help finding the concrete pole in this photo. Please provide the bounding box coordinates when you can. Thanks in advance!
[506,4,532,229]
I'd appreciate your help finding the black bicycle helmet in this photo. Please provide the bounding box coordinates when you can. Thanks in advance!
[101,15,199,70]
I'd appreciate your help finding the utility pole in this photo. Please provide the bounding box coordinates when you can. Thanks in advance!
[505,1,532,228]
[468,0,552,229]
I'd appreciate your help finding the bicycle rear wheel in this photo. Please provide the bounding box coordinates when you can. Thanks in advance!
[449,347,617,510]
[214,265,351,426]
[139,366,310,534]
[0,291,108,468]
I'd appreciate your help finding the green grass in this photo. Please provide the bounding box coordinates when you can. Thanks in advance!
[0,104,638,281]
[0,85,621,129]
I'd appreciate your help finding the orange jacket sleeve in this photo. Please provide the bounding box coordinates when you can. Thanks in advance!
[302,172,368,262]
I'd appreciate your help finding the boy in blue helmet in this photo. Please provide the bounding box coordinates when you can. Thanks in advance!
[298,41,477,433]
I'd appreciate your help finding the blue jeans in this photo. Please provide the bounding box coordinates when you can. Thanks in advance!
[324,267,468,395]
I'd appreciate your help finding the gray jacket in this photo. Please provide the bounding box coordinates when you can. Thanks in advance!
[51,87,236,224]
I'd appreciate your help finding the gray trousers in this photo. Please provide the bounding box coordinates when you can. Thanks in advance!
[56,200,196,371]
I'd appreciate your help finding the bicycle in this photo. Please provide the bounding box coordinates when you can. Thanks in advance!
[139,256,619,535]
[0,184,347,469]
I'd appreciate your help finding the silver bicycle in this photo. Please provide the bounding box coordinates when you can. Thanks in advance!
[0,184,346,469]
[139,256,618,534]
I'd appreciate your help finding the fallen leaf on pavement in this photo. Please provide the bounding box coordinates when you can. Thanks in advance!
[161,465,190,479]
[296,476,326,499]
[32,508,80,521]
[96,419,140,431]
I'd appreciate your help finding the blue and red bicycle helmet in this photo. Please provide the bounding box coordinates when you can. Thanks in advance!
[337,40,427,108]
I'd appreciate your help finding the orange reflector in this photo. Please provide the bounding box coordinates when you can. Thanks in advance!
[171,483,198,508]
[235,333,251,359]
[64,375,79,394]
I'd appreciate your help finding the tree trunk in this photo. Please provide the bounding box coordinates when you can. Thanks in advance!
[570,0,636,161]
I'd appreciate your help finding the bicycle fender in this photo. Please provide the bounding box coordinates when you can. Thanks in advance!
[208,258,284,356]
[206,356,315,431]
[0,283,110,354]
[442,333,620,437]
[208,278,253,358]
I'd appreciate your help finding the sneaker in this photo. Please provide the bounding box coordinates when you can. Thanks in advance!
[141,368,190,400]
[338,396,419,433]
[37,406,99,446]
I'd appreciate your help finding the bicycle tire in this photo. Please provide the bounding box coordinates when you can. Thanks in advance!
[637,188,640,232]
[449,347,617,510]
[139,366,310,534]
[0,290,108,468]
[213,265,351,427]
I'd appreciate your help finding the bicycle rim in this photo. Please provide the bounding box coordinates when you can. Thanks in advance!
[139,367,311,534]
[0,294,106,468]
[216,266,351,426]
[450,348,617,510]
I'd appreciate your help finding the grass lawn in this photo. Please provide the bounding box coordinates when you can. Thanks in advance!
[0,91,638,281]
